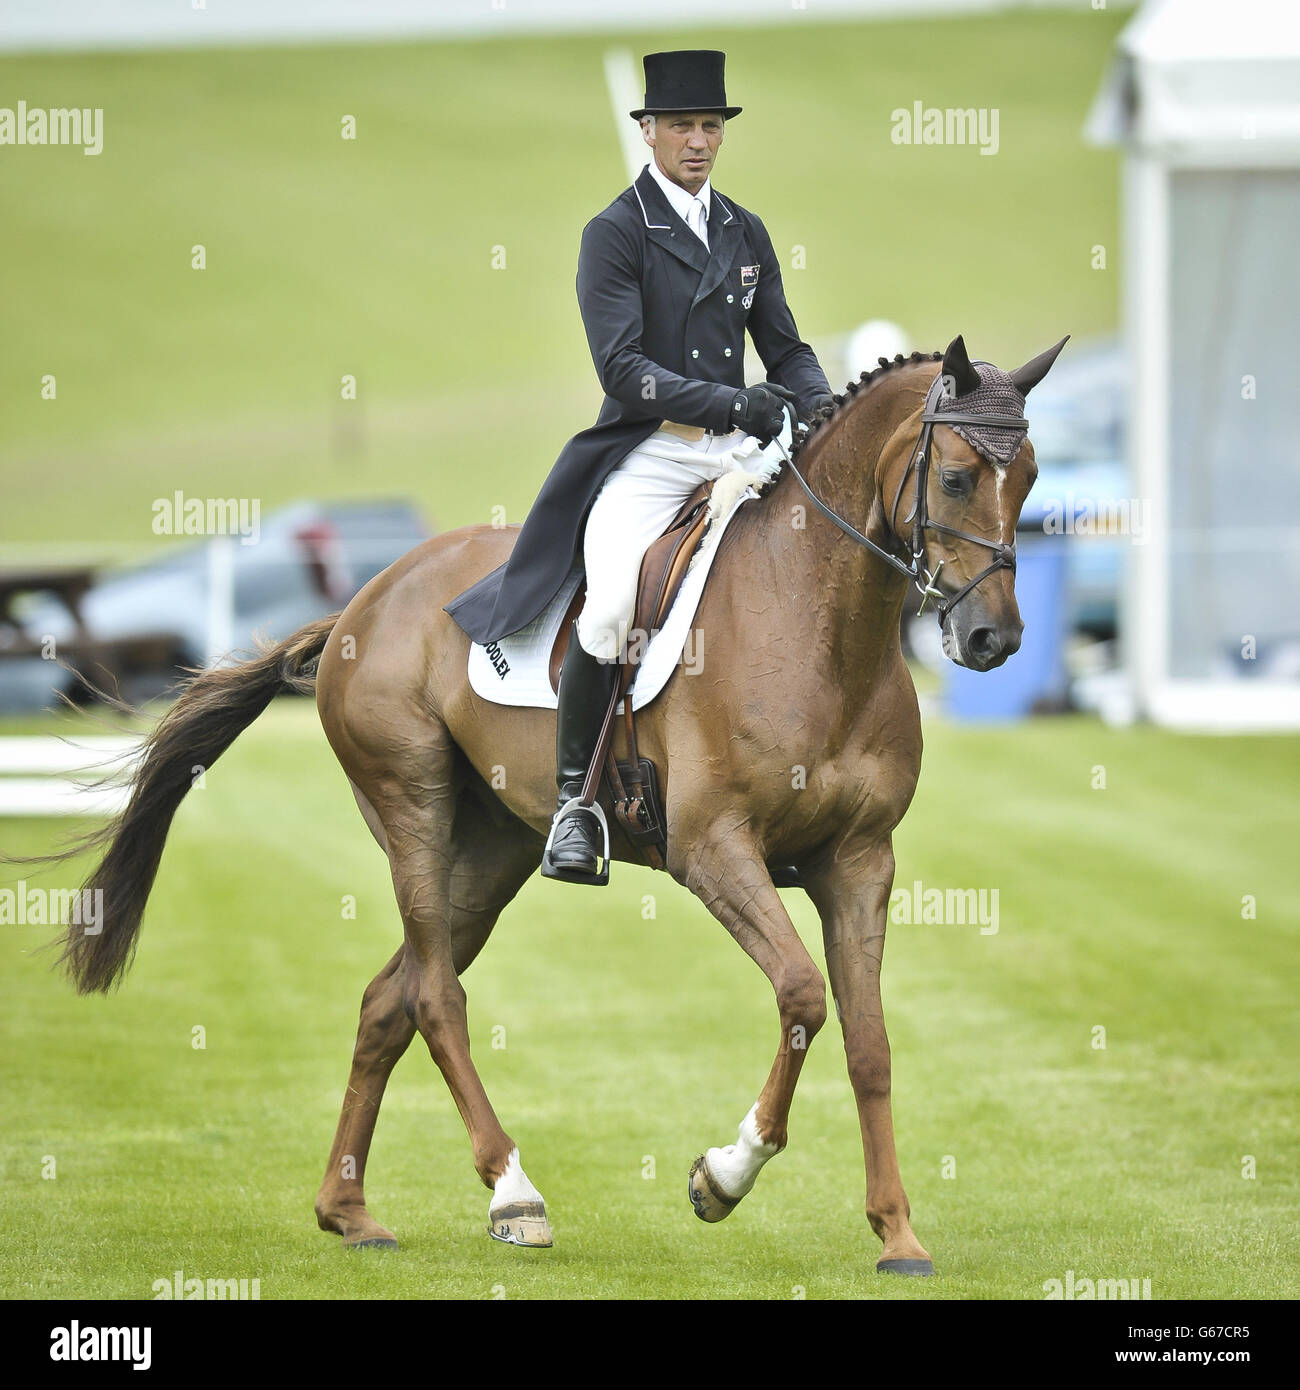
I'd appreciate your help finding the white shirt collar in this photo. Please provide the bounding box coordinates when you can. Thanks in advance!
[646,157,711,228]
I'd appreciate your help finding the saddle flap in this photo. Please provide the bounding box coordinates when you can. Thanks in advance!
[633,482,713,648]
[547,584,588,694]
[548,480,714,694]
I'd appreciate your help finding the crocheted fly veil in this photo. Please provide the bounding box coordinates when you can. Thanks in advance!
[933,361,1027,465]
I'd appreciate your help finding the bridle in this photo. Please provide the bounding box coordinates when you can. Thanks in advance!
[775,370,1027,624]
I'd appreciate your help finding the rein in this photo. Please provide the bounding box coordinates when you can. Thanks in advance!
[776,371,1027,624]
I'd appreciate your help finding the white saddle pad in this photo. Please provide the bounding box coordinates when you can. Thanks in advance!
[468,483,758,712]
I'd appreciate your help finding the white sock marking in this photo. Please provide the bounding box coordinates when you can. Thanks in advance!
[491,1148,544,1211]
[705,1103,783,1200]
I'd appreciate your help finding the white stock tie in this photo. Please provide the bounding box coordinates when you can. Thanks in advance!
[688,198,709,250]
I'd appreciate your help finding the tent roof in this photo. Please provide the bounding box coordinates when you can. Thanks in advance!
[1086,0,1300,156]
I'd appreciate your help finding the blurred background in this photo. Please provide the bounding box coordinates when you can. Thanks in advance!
[3,0,1297,732]
[1,1,1296,1302]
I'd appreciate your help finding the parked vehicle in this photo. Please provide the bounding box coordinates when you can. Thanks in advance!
[0,499,431,710]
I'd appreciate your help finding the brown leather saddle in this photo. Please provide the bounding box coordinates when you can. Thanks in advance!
[547,481,714,872]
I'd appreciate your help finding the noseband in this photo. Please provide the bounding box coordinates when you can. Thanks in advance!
[777,370,1027,624]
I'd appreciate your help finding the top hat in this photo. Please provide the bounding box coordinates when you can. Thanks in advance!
[629,50,742,121]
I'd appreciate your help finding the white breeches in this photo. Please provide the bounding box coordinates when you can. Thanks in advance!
[576,427,745,661]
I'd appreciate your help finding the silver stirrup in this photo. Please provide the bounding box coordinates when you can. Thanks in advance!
[541,796,611,884]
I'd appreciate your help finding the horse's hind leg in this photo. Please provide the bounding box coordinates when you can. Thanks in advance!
[389,779,553,1246]
[316,946,412,1248]
[315,777,545,1249]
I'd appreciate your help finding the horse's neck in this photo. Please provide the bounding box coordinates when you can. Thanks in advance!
[729,367,930,685]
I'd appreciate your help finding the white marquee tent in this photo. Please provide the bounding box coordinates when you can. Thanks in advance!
[1088,0,1300,730]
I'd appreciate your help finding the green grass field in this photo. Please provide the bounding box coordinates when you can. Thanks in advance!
[1,698,1296,1300]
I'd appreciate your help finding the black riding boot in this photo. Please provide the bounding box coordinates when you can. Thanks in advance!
[544,622,619,880]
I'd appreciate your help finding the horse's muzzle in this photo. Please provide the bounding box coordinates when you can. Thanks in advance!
[942,610,1023,671]
[965,622,1022,671]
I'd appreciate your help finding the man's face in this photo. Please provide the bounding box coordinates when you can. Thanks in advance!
[643,112,724,194]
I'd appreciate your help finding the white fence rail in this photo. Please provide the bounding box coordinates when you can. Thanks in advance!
[0,2,1106,54]
[0,736,141,817]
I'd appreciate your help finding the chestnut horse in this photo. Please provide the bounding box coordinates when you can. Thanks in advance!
[53,336,1065,1275]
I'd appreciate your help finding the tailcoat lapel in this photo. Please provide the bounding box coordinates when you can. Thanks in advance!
[633,165,709,274]
[691,192,742,308]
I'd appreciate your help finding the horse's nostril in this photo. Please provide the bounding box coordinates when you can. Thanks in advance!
[969,627,1000,663]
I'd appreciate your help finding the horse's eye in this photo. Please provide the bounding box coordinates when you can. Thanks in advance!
[940,470,969,497]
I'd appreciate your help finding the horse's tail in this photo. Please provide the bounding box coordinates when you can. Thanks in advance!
[51,613,339,995]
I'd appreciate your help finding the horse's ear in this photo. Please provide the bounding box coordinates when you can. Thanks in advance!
[1009,335,1070,397]
[942,335,981,397]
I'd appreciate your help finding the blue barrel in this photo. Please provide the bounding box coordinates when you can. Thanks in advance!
[943,533,1069,720]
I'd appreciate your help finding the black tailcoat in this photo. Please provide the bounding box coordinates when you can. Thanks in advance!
[444,164,831,645]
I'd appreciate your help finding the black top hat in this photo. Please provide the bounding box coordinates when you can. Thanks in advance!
[629,50,742,121]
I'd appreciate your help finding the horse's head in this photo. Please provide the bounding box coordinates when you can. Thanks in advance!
[887,334,1069,671]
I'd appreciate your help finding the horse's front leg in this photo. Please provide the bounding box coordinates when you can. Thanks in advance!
[803,834,934,1275]
[672,822,828,1221]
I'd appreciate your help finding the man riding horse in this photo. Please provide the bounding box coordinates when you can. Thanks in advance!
[444,49,834,883]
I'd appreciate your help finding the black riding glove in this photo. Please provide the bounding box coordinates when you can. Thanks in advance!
[730,384,790,445]
[760,381,799,411]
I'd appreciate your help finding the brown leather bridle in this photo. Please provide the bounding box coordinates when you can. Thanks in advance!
[778,370,1027,625]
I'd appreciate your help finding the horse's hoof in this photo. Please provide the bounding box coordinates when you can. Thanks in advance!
[344,1235,398,1251]
[688,1153,741,1223]
[877,1257,934,1277]
[488,1200,553,1248]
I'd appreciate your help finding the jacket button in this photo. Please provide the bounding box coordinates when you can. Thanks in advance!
[726,294,734,303]
[690,349,699,359]
[724,347,733,357]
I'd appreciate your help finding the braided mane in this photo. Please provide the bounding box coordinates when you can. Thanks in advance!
[791,349,943,461]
